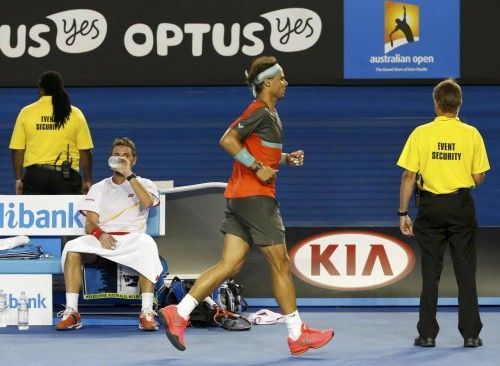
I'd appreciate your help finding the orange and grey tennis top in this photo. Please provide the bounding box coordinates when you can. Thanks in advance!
[224,100,283,199]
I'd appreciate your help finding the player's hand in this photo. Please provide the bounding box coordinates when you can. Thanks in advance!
[100,233,117,250]
[257,166,278,184]
[113,157,133,177]
[286,150,304,166]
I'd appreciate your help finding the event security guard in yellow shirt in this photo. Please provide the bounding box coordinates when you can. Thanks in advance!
[9,71,94,195]
[397,79,490,349]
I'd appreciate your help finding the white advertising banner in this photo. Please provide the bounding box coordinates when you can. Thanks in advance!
[0,194,164,236]
[0,195,86,236]
[0,274,53,325]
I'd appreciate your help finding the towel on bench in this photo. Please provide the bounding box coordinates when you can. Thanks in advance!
[0,244,43,260]
[0,236,30,250]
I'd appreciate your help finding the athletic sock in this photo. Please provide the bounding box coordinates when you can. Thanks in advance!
[177,294,198,320]
[284,310,303,340]
[204,296,216,308]
[66,293,79,312]
[141,293,154,312]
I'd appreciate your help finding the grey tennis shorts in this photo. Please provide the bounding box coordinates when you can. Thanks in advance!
[219,196,286,246]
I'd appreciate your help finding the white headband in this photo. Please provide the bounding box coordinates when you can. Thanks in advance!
[245,63,283,97]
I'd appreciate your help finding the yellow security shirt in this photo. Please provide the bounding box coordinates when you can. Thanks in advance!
[9,96,94,171]
[397,116,490,194]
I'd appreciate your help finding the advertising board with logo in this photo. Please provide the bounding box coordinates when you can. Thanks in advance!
[290,230,415,291]
[0,274,52,325]
[0,195,85,236]
[344,0,460,79]
[0,0,341,86]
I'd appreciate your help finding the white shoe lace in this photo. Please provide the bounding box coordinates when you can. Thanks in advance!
[140,308,157,320]
[56,305,77,320]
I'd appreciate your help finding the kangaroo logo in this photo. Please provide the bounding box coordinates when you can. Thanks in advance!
[384,2,419,54]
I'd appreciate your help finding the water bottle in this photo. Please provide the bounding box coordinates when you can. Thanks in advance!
[0,289,7,328]
[17,291,29,330]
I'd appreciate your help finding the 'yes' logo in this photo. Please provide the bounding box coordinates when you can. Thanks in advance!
[47,9,107,54]
[261,8,322,52]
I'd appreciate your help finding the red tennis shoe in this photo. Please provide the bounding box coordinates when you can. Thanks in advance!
[139,308,158,331]
[287,323,334,355]
[158,305,188,351]
[55,307,82,331]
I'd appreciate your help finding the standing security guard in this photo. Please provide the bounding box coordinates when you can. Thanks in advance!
[397,79,490,348]
[9,71,94,195]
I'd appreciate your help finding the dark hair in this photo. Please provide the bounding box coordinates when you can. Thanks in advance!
[111,137,136,156]
[245,56,278,95]
[39,71,72,129]
[433,78,462,114]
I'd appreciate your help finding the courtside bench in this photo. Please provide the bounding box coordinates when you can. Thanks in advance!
[0,194,165,325]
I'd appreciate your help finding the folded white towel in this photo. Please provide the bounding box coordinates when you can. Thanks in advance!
[0,236,30,250]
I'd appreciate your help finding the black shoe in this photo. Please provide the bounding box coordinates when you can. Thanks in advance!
[464,337,483,347]
[414,336,436,347]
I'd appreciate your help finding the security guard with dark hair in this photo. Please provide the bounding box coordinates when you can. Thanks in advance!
[9,70,93,194]
[397,79,490,348]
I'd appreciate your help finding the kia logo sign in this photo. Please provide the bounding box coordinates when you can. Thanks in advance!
[290,230,415,291]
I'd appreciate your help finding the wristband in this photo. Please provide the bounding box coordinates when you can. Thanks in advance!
[233,147,256,168]
[397,211,408,216]
[91,227,104,239]
[250,161,263,173]
[126,173,137,181]
[280,153,287,164]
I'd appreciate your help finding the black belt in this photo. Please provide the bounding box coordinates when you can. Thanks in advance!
[30,164,63,172]
[419,188,470,197]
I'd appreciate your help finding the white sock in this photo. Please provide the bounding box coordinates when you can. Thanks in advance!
[204,296,216,308]
[177,294,198,320]
[284,310,303,340]
[66,293,79,312]
[141,293,154,311]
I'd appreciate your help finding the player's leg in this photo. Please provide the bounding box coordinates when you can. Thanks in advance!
[56,251,83,330]
[159,233,250,351]
[258,244,334,355]
[138,275,158,331]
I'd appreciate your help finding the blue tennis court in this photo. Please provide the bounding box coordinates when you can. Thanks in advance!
[1,306,499,365]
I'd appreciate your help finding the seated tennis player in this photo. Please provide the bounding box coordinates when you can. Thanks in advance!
[56,137,163,331]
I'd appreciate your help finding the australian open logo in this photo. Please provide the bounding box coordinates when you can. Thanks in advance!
[384,1,419,54]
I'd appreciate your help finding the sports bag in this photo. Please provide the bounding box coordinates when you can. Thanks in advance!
[164,277,251,330]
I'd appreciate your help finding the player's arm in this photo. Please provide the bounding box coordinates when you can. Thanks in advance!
[220,128,276,182]
[128,178,155,208]
[113,157,154,208]
[85,211,116,250]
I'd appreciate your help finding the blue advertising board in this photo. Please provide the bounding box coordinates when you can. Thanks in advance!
[344,0,459,79]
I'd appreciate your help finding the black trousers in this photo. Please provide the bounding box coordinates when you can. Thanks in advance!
[23,165,82,195]
[414,189,482,339]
